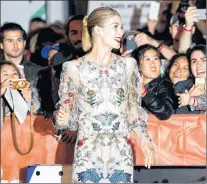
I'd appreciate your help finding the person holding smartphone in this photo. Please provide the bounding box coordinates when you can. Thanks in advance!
[178,6,206,53]
[177,45,206,112]
[164,53,198,114]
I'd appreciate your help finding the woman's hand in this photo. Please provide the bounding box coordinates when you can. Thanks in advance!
[53,103,70,126]
[21,81,32,102]
[141,140,154,169]
[135,33,158,48]
[0,79,12,97]
[185,7,199,29]
[130,130,154,169]
[177,90,191,107]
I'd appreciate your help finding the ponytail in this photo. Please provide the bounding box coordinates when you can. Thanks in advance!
[82,16,92,52]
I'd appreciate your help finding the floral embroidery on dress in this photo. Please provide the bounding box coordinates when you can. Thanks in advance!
[87,90,96,107]
[55,57,152,183]
[116,88,125,106]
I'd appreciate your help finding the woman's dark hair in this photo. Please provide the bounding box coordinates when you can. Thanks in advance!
[165,53,193,80]
[0,60,21,79]
[187,44,206,61]
[131,44,161,66]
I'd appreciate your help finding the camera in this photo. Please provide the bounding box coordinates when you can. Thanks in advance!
[11,79,29,90]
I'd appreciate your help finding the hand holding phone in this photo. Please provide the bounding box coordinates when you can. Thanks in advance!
[11,79,29,90]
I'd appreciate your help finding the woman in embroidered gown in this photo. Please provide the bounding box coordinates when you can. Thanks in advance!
[53,7,154,183]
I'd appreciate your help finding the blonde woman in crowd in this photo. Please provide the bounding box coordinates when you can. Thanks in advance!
[53,7,154,183]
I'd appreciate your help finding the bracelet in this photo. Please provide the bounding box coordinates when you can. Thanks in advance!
[183,25,193,32]
[156,41,163,49]
[192,97,196,106]
[142,87,147,97]
[158,44,164,51]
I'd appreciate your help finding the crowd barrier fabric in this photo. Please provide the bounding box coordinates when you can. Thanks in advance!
[1,114,206,182]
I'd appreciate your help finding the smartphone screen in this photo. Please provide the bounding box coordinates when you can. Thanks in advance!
[149,1,160,20]
[195,78,206,92]
[126,38,137,51]
[196,9,206,20]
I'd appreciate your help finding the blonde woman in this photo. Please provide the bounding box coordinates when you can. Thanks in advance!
[53,7,154,183]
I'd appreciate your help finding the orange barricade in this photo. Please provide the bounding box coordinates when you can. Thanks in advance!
[131,114,206,166]
[1,114,206,182]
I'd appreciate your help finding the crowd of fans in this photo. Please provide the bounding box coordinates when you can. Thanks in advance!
[0,0,206,129]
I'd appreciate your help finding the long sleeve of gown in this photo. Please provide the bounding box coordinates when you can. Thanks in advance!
[126,57,152,144]
[54,61,79,131]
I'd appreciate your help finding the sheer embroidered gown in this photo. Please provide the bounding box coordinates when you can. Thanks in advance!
[54,56,152,183]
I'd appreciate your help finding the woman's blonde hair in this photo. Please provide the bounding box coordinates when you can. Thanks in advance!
[82,7,120,52]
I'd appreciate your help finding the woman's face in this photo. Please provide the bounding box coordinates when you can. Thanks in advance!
[190,50,206,78]
[140,49,161,84]
[99,15,124,49]
[169,56,190,85]
[0,64,19,83]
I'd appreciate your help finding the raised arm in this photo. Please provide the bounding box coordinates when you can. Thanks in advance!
[135,33,176,61]
[53,61,79,130]
[178,7,198,53]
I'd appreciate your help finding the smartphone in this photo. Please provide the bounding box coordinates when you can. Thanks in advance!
[126,37,137,51]
[11,79,29,90]
[148,1,160,20]
[195,78,206,92]
[196,9,206,20]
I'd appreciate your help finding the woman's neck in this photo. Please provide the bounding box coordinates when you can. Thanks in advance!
[85,43,116,65]
[143,77,153,86]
